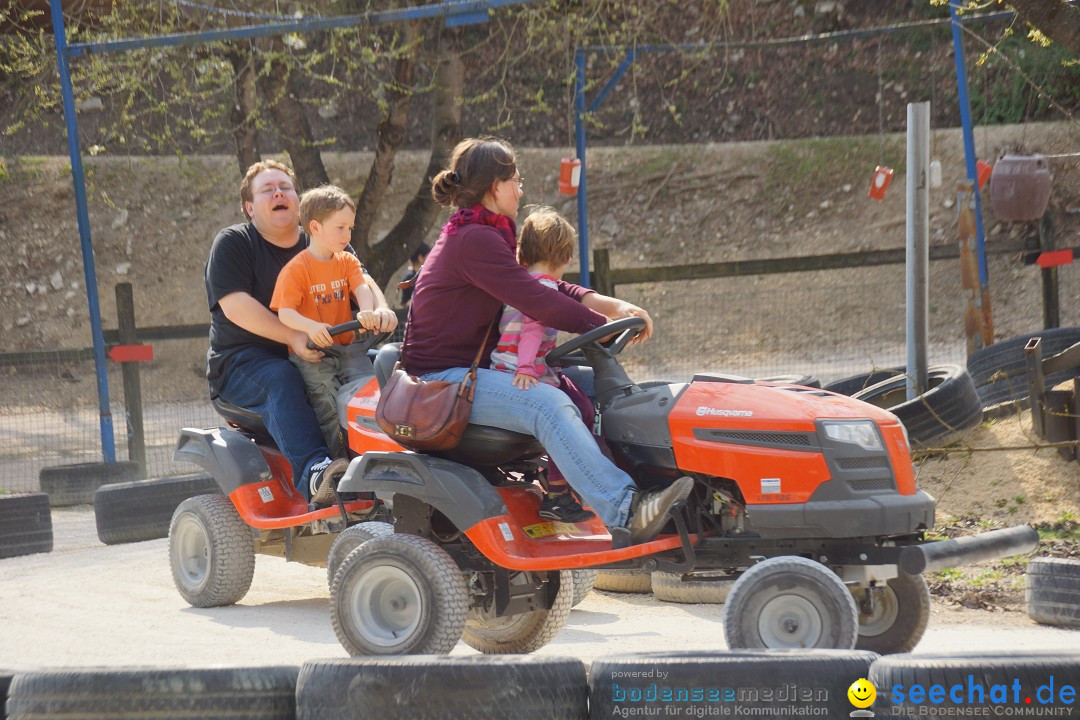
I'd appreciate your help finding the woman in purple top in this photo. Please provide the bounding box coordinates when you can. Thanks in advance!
[404,137,692,546]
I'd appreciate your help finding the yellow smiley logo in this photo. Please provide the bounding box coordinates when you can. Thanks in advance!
[848,678,876,709]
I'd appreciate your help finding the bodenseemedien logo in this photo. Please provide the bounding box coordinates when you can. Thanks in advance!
[848,678,876,718]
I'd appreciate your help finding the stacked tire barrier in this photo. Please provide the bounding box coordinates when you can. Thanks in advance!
[967,328,1080,410]
[0,493,52,560]
[39,461,142,507]
[5,651,1077,719]
[93,473,220,545]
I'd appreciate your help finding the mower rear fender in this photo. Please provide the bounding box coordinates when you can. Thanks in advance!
[174,427,271,495]
[338,451,508,532]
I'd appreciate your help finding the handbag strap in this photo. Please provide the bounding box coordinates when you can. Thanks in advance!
[398,298,498,385]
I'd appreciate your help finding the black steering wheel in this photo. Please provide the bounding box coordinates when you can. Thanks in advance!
[545,316,646,367]
[306,320,391,359]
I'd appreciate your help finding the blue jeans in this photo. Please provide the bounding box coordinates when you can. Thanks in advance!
[422,367,635,528]
[216,345,330,500]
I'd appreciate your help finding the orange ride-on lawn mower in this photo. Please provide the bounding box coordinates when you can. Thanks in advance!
[326,316,1036,656]
[173,318,1037,657]
[169,329,394,609]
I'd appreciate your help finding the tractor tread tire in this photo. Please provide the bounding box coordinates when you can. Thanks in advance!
[462,571,573,654]
[326,521,395,588]
[168,494,255,608]
[570,569,598,606]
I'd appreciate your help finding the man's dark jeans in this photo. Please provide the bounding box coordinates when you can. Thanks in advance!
[216,345,329,500]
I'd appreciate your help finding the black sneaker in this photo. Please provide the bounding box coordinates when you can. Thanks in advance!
[309,457,350,506]
[627,476,693,544]
[538,492,596,523]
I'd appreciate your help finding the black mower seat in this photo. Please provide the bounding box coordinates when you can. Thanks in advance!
[373,342,544,465]
[212,397,275,445]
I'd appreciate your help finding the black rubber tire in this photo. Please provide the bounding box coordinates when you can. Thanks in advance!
[296,656,587,720]
[651,571,734,604]
[1026,557,1080,628]
[723,556,859,649]
[968,327,1080,407]
[168,494,255,608]
[6,666,298,719]
[1,669,13,719]
[462,570,573,654]
[851,573,930,654]
[38,461,141,507]
[326,521,394,588]
[823,367,905,396]
[330,534,467,656]
[590,650,878,719]
[594,569,652,593]
[756,374,822,389]
[93,473,221,546]
[0,493,52,560]
[852,364,983,447]
[570,568,597,606]
[870,651,1080,717]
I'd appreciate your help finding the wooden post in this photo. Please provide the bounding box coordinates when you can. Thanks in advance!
[1024,337,1045,438]
[958,180,994,355]
[593,248,614,297]
[1039,211,1060,329]
[115,283,146,474]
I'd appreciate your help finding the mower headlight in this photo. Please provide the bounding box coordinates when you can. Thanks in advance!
[822,421,883,452]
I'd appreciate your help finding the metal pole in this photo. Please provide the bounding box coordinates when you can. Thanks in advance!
[906,102,930,401]
[574,49,590,288]
[949,3,989,290]
[50,3,116,462]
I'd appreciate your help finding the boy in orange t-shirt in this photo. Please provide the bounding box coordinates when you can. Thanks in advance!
[271,185,397,460]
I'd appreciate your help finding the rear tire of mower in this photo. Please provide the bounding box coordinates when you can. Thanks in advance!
[593,569,652,593]
[168,495,255,608]
[326,521,395,588]
[0,493,52,559]
[570,569,598,606]
[461,570,573,654]
[1026,557,1080,628]
[94,473,221,545]
[851,572,930,654]
[39,461,141,507]
[6,666,298,720]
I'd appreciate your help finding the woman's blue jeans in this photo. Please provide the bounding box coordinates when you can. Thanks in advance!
[422,367,635,528]
[215,345,330,499]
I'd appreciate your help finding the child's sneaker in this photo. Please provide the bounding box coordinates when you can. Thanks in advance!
[539,492,595,522]
[309,457,350,506]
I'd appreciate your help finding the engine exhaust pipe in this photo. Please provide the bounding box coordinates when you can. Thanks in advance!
[899,525,1039,575]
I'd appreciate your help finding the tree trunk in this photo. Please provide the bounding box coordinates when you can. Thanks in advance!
[352,21,419,249]
[255,37,329,191]
[1009,0,1080,58]
[361,47,464,288]
[226,45,261,174]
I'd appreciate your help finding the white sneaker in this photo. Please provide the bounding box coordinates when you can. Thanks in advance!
[628,476,693,544]
[309,457,349,505]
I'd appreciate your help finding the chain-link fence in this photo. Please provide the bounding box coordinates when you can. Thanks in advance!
[2,251,1077,494]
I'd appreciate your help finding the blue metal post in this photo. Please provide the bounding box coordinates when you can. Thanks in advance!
[50,4,116,462]
[950,2,989,288]
[574,49,590,288]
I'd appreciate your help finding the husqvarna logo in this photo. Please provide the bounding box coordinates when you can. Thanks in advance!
[696,406,753,417]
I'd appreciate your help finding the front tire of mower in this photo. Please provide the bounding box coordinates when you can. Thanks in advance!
[851,572,930,654]
[723,556,858,650]
[461,570,574,654]
[326,521,395,589]
[330,534,467,656]
[168,495,255,608]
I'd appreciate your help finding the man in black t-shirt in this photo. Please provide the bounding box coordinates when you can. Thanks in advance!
[205,160,395,504]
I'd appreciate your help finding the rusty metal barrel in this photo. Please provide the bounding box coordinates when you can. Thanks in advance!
[989,154,1053,221]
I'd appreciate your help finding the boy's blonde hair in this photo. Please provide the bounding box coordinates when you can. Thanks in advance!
[299,185,356,234]
[518,206,576,267]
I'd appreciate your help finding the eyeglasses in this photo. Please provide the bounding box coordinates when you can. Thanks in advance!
[507,176,524,190]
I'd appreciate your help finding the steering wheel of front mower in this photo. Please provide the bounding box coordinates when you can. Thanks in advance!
[545,316,646,367]
[306,320,392,360]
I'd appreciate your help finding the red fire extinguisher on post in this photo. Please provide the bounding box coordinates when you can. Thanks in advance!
[867,165,894,200]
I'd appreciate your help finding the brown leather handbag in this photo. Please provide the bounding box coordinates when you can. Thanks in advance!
[375,320,495,452]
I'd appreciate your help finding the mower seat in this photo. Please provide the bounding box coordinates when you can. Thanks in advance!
[212,397,276,446]
[373,343,544,466]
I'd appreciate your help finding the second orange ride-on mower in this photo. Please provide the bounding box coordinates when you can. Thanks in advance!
[175,318,1037,657]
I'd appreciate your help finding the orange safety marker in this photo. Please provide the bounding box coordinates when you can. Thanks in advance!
[867,166,893,200]
[976,159,993,190]
[108,344,154,362]
[559,158,581,196]
[1036,249,1074,269]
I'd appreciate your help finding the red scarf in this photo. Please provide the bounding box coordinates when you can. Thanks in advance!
[443,204,517,253]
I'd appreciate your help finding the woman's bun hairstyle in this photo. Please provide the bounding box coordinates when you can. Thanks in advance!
[431,137,517,209]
